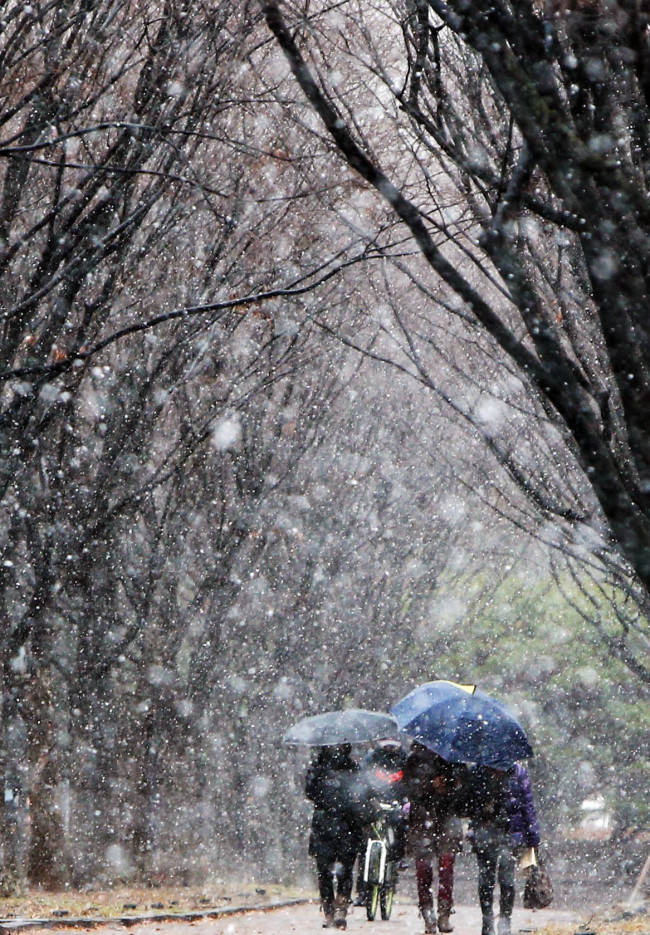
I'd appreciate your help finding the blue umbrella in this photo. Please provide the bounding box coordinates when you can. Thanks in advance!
[390,680,533,768]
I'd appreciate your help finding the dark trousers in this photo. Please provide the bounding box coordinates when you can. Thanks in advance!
[316,853,355,906]
[356,850,368,898]
[473,831,516,919]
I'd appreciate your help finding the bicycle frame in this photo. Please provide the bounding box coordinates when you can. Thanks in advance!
[364,835,388,885]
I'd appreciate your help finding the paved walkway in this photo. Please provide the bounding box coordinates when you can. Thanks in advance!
[83,901,583,935]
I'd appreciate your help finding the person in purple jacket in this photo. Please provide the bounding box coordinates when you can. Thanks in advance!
[464,763,540,935]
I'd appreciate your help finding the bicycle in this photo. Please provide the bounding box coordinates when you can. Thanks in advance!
[362,801,403,921]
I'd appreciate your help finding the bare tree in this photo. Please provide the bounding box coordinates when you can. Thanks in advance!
[261,0,650,682]
[5,0,636,893]
[0,0,369,890]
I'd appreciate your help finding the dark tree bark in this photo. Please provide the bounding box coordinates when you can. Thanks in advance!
[262,0,650,681]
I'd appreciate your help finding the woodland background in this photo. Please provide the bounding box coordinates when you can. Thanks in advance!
[0,0,649,901]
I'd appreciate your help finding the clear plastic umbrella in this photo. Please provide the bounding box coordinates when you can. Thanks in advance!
[284,708,399,746]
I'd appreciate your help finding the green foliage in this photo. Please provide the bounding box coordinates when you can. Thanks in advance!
[409,572,650,835]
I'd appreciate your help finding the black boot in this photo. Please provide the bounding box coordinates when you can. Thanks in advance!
[333,895,348,930]
[322,900,335,928]
[353,880,368,907]
[481,913,495,935]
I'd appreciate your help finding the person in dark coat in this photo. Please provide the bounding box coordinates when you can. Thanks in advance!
[305,744,364,930]
[354,738,408,906]
[404,743,466,934]
[465,763,541,935]
[360,738,408,797]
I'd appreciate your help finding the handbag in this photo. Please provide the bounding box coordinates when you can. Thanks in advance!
[523,860,553,909]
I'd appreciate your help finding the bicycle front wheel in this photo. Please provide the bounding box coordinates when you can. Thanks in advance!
[366,885,379,921]
[379,884,394,920]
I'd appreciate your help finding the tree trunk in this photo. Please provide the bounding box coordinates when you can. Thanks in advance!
[25,668,70,888]
[131,709,157,880]
[0,691,24,896]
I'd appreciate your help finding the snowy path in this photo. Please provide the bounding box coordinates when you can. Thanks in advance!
[46,901,583,935]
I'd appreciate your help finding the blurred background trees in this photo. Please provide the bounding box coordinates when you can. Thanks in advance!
[262,0,650,682]
[0,0,647,902]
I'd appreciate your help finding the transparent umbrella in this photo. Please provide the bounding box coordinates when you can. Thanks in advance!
[284,708,399,746]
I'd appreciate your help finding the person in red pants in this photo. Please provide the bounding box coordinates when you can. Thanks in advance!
[415,852,457,932]
[404,744,466,934]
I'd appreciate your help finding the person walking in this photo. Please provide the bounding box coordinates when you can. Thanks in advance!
[404,743,466,934]
[354,738,408,907]
[466,763,541,935]
[305,744,364,930]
